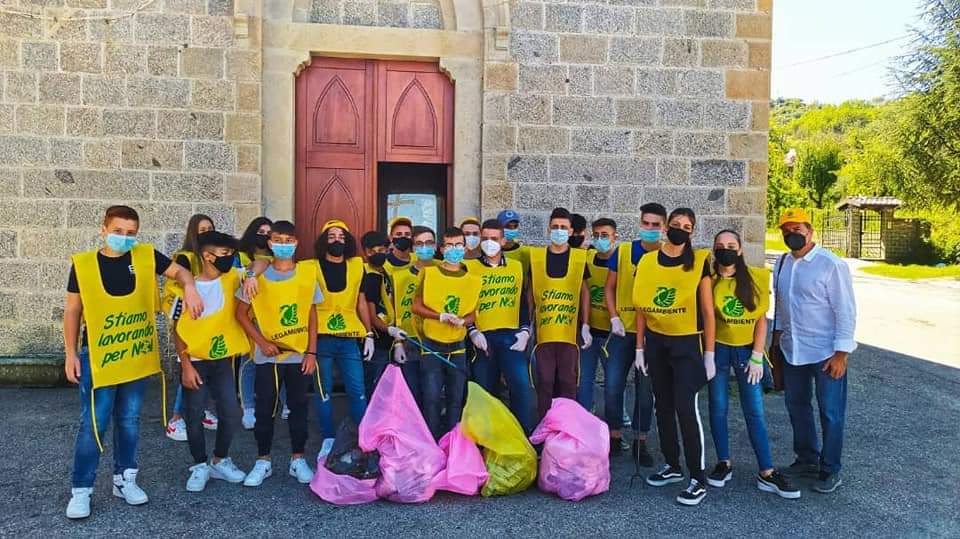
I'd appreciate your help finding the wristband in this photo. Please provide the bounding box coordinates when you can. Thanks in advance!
[245,269,256,279]
[304,351,316,356]
[750,351,764,365]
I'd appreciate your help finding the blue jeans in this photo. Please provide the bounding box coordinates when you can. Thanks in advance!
[419,338,468,439]
[783,358,848,474]
[72,348,147,488]
[363,346,390,399]
[576,332,637,433]
[239,355,256,410]
[708,344,774,471]
[471,329,535,434]
[313,335,368,438]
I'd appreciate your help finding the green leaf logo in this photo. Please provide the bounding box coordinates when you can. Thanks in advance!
[722,295,745,318]
[443,295,460,315]
[652,286,677,308]
[590,285,604,306]
[209,334,227,359]
[280,304,299,327]
[327,312,347,331]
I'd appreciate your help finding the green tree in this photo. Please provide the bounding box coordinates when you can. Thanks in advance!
[794,137,843,208]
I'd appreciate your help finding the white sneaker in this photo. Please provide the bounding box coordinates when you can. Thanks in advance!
[243,459,272,487]
[112,469,149,505]
[202,410,219,431]
[289,457,314,484]
[242,408,256,430]
[280,406,290,420]
[319,438,335,458]
[186,463,210,492]
[165,418,187,442]
[209,457,246,483]
[66,487,92,519]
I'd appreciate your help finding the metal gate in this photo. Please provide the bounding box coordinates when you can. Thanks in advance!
[859,210,884,260]
[819,211,848,255]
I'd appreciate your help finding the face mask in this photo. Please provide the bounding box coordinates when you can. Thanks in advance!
[414,245,436,260]
[550,229,569,246]
[784,232,807,251]
[714,248,739,267]
[504,228,520,242]
[393,237,412,251]
[211,254,235,274]
[568,235,585,248]
[106,233,137,254]
[328,241,346,257]
[666,227,690,246]
[465,235,481,250]
[594,237,612,253]
[368,252,387,268]
[480,239,501,257]
[638,229,661,243]
[271,242,296,259]
[443,246,465,265]
[254,234,269,249]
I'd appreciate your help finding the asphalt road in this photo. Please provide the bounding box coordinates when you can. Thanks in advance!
[2,341,959,538]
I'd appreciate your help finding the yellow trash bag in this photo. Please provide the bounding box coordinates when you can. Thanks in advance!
[460,382,537,496]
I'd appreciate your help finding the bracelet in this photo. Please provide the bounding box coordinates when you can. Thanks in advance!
[304,351,316,356]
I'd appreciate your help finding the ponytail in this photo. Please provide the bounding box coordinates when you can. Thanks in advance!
[712,229,758,312]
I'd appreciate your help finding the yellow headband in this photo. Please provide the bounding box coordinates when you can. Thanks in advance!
[321,219,349,233]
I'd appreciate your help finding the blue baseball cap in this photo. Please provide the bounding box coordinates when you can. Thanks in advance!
[497,209,520,226]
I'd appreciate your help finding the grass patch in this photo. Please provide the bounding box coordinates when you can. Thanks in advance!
[765,230,787,252]
[861,263,960,280]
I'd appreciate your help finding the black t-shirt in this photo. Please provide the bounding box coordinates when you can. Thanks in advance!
[386,252,411,267]
[656,250,709,332]
[175,253,191,270]
[361,271,383,306]
[67,250,173,295]
[546,249,590,280]
[319,258,347,292]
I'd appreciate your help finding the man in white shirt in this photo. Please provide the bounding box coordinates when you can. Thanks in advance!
[773,208,857,494]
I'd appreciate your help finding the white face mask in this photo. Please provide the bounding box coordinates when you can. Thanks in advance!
[465,235,481,250]
[480,239,501,257]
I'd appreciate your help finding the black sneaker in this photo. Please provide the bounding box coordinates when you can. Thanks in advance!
[676,479,707,506]
[706,462,732,488]
[632,439,654,467]
[758,470,801,499]
[812,471,842,493]
[646,464,684,487]
[781,460,819,479]
[609,437,628,456]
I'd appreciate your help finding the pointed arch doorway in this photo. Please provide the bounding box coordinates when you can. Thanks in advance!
[295,57,454,252]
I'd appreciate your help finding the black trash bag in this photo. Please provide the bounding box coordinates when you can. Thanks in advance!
[325,418,381,480]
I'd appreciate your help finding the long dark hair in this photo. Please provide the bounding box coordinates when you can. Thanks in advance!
[712,229,758,312]
[180,213,214,261]
[314,227,358,260]
[667,207,696,271]
[239,216,273,259]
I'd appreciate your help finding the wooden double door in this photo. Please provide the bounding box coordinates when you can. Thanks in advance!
[295,57,454,253]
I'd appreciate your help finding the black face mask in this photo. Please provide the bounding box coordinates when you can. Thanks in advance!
[368,252,387,268]
[328,241,346,257]
[212,254,235,274]
[714,248,739,267]
[568,235,585,248]
[784,232,807,251]
[393,237,412,251]
[666,227,690,246]
[254,234,269,249]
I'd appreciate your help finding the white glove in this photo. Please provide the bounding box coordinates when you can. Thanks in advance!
[746,351,764,384]
[510,329,530,352]
[704,351,716,381]
[438,312,464,326]
[392,343,407,364]
[387,326,407,340]
[580,323,593,349]
[633,349,647,376]
[609,316,626,337]
[362,336,375,362]
[469,329,488,353]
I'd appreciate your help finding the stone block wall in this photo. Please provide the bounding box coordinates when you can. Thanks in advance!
[481,0,771,260]
[0,0,263,357]
[300,0,443,28]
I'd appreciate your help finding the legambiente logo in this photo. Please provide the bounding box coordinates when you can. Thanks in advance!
[280,304,299,327]
[327,312,347,331]
[209,334,227,359]
[652,287,677,308]
[443,295,460,315]
[722,295,745,318]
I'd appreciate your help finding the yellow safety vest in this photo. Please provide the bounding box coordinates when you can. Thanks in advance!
[250,261,317,357]
[419,265,482,344]
[713,266,770,347]
[364,262,393,327]
[384,252,416,275]
[238,251,273,267]
[530,247,586,345]
[307,257,366,338]
[388,265,426,337]
[72,244,161,388]
[466,258,524,332]
[587,251,612,332]
[160,249,199,319]
[614,243,642,332]
[504,244,531,278]
[632,249,710,336]
[175,271,250,360]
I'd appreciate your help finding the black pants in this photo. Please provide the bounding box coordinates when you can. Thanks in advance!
[182,358,242,464]
[253,362,309,456]
[646,330,707,483]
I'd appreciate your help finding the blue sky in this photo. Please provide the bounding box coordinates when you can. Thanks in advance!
[772,0,920,103]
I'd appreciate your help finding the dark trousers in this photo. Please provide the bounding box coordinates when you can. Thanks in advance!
[783,359,848,474]
[363,346,390,399]
[253,362,309,456]
[471,329,536,434]
[182,358,242,464]
[646,330,707,483]
[534,341,579,420]
[418,337,468,439]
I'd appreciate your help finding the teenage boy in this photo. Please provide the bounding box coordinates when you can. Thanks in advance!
[569,213,588,249]
[412,227,481,438]
[603,202,667,466]
[460,217,482,260]
[235,220,321,487]
[360,230,402,397]
[64,205,203,519]
[174,231,250,492]
[464,219,535,434]
[529,207,592,419]
[498,209,531,278]
[385,216,415,274]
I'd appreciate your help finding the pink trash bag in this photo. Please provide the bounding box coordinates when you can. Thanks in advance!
[310,456,379,505]
[359,365,445,503]
[529,397,611,501]
[430,423,488,496]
